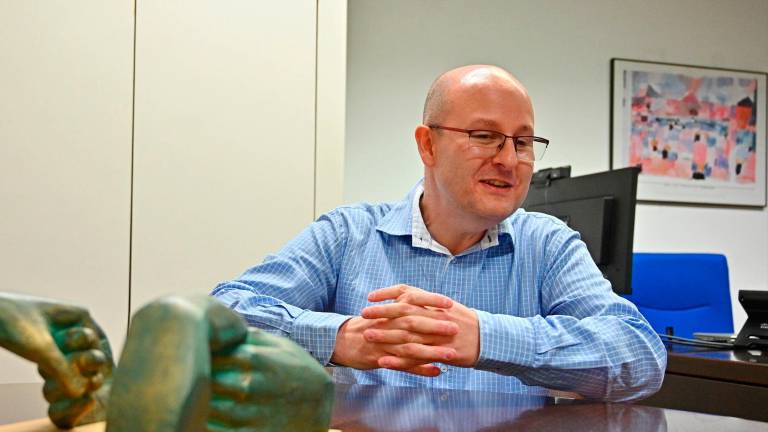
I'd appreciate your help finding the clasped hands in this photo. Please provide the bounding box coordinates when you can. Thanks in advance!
[331,285,480,377]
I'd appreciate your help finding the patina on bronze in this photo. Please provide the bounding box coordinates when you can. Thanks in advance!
[0,293,113,428]
[0,293,334,431]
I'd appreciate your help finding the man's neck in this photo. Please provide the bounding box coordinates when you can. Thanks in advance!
[419,191,494,256]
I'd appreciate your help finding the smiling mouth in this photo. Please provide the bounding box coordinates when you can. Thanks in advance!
[480,179,513,189]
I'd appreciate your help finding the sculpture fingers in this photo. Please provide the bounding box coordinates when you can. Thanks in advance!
[49,309,115,380]
[55,327,99,353]
[68,349,107,380]
[42,377,66,404]
[210,369,269,402]
[206,299,249,354]
[38,299,113,367]
[244,330,334,393]
[78,315,115,363]
[0,293,110,428]
[48,396,97,429]
[209,328,334,431]
[208,396,268,427]
[0,295,87,395]
[39,301,90,328]
[36,348,90,397]
[59,339,110,398]
[210,395,338,431]
[206,422,267,432]
[211,343,271,373]
[42,351,106,401]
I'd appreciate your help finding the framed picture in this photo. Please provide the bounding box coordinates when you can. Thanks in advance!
[611,59,767,207]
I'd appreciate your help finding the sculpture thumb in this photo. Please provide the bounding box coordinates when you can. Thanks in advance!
[106,296,212,432]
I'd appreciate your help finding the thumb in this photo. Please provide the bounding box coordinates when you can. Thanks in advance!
[38,301,90,329]
[206,299,248,354]
[37,355,89,397]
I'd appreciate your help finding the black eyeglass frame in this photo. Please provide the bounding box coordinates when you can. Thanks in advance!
[428,124,550,161]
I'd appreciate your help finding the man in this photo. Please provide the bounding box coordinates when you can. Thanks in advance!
[212,65,666,401]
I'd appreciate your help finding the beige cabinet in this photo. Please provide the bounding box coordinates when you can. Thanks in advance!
[0,1,134,385]
[0,7,346,422]
[129,0,319,313]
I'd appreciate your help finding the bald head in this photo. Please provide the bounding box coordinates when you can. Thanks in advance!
[422,65,530,125]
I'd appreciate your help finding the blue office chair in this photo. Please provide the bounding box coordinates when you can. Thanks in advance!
[623,253,734,339]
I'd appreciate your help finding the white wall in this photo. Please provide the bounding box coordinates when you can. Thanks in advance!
[0,1,133,385]
[130,0,318,314]
[316,0,349,216]
[345,0,768,328]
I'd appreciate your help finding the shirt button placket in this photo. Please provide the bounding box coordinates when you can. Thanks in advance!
[444,256,456,299]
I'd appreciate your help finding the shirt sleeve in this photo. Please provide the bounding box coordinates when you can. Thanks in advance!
[474,227,667,402]
[210,210,352,365]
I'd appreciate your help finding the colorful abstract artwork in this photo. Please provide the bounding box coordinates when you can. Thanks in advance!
[611,59,766,206]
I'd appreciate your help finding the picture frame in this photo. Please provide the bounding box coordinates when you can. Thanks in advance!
[610,58,767,207]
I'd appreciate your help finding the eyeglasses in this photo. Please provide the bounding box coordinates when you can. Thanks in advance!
[428,125,549,161]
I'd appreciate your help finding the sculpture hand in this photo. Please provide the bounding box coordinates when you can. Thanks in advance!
[0,293,114,428]
[42,320,114,427]
[105,296,334,432]
[208,328,334,432]
[106,296,248,432]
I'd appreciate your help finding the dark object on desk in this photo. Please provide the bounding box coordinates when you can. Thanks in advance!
[733,348,768,363]
[693,332,736,344]
[523,166,640,294]
[734,290,768,349]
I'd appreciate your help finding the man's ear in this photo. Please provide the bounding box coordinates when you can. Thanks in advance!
[415,125,436,167]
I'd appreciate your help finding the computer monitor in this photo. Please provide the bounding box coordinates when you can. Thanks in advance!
[522,166,640,294]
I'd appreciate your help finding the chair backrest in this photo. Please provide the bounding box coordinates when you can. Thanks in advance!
[622,253,734,339]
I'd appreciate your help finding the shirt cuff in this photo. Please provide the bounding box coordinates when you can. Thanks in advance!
[474,309,536,373]
[291,309,352,366]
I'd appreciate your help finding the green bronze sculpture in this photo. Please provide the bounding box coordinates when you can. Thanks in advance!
[0,293,334,431]
[209,329,335,431]
[0,293,113,428]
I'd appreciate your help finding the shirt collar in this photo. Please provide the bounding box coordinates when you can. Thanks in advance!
[376,180,514,255]
[373,184,416,237]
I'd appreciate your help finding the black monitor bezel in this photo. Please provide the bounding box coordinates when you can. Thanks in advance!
[522,166,640,294]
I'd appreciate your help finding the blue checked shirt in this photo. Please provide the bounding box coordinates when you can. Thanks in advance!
[212,182,666,402]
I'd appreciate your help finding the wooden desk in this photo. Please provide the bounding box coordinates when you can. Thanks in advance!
[2,383,767,431]
[329,384,767,431]
[640,345,768,422]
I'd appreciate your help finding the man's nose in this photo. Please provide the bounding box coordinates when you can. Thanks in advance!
[491,137,520,167]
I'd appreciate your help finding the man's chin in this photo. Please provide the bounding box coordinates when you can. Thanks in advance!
[475,204,519,225]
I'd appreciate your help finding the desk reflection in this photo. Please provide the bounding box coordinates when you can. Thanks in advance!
[665,343,768,364]
[331,384,667,432]
[732,349,768,363]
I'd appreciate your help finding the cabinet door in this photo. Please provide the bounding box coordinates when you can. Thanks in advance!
[130,1,317,313]
[0,1,133,385]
